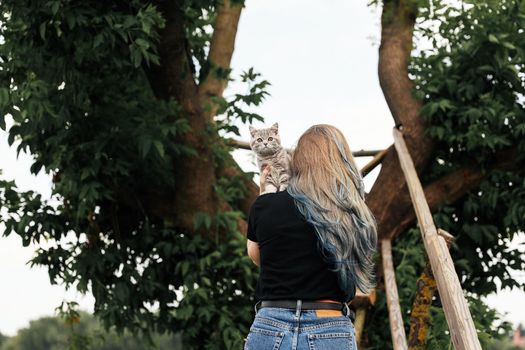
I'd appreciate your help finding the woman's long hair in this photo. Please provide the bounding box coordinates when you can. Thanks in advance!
[287,124,378,297]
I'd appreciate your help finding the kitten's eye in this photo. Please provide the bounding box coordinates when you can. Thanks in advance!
[257,138,263,142]
[268,137,273,141]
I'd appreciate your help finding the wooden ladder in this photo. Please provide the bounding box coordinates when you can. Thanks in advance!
[380,128,482,350]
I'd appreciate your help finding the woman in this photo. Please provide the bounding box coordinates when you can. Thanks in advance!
[244,124,377,350]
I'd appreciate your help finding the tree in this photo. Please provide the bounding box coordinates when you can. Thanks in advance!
[1,316,73,350]
[0,311,182,350]
[0,0,523,349]
[0,333,6,348]
[0,0,262,348]
[363,0,525,348]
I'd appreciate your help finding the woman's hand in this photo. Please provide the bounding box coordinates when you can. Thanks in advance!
[259,164,271,195]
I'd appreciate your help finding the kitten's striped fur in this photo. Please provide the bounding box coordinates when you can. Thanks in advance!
[249,123,291,194]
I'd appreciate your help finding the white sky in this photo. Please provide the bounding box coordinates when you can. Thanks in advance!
[1,0,524,337]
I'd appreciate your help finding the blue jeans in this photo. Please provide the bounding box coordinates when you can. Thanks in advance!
[244,300,357,350]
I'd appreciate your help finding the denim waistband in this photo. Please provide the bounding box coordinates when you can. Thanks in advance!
[254,299,353,320]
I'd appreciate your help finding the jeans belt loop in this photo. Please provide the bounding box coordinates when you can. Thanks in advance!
[343,302,350,317]
[254,300,261,314]
[295,299,302,317]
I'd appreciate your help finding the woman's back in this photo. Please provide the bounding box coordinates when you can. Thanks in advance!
[247,190,352,303]
[244,124,376,350]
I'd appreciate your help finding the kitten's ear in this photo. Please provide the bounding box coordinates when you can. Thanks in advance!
[270,122,279,134]
[249,126,257,137]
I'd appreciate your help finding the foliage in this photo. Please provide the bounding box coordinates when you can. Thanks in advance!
[183,0,246,84]
[0,311,182,350]
[0,0,264,348]
[486,337,523,350]
[412,0,525,295]
[215,68,269,137]
[2,315,76,350]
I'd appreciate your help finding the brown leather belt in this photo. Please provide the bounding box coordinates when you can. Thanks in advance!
[256,299,355,322]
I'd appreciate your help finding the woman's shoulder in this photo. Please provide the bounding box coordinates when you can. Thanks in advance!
[255,189,290,202]
[251,190,291,211]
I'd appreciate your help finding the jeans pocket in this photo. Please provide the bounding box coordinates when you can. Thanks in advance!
[307,332,355,350]
[244,327,285,350]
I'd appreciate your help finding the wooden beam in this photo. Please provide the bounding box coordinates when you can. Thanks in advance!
[382,239,409,350]
[393,127,481,350]
[350,289,377,309]
[361,147,389,176]
[350,289,377,347]
[379,144,520,241]
[354,308,367,346]
[353,149,385,157]
[227,139,384,157]
[437,228,455,248]
[226,139,251,150]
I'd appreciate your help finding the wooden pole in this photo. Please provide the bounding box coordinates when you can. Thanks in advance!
[361,147,389,176]
[393,128,482,350]
[354,308,366,345]
[350,289,377,347]
[226,139,384,157]
[382,239,409,350]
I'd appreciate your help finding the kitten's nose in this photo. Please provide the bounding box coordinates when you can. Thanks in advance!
[263,143,267,146]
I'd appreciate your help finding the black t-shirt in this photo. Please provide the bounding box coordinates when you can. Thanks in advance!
[247,190,353,303]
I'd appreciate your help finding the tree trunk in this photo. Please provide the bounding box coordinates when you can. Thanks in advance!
[366,0,435,241]
[142,0,246,236]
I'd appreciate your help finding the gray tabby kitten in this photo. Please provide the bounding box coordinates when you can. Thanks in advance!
[249,123,291,194]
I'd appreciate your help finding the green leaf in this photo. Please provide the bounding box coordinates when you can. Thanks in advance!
[0,88,9,108]
[39,22,46,40]
[201,276,211,286]
[181,261,189,276]
[131,46,142,67]
[65,13,76,29]
[93,34,104,48]
[139,138,152,158]
[488,34,499,43]
[135,38,149,48]
[437,99,453,111]
[153,140,165,158]
[51,1,60,15]
[193,212,212,230]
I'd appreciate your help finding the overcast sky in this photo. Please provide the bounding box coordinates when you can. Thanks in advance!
[1,0,524,337]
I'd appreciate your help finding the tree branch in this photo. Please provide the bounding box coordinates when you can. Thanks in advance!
[146,0,198,105]
[198,0,244,120]
[387,146,520,241]
[366,0,435,241]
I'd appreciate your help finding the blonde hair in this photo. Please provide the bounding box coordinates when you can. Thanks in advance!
[287,124,377,297]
